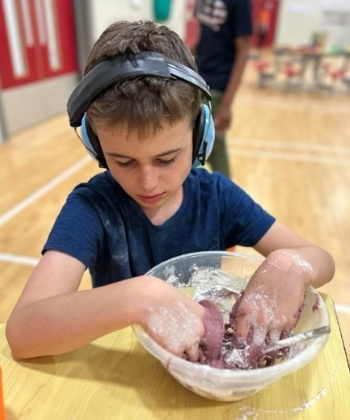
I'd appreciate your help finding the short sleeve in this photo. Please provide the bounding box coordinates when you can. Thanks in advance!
[42,191,105,268]
[218,176,275,247]
[232,0,253,37]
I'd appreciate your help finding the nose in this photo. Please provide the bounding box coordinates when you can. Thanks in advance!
[138,165,159,191]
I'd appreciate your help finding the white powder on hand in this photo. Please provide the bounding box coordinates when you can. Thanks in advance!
[147,301,200,353]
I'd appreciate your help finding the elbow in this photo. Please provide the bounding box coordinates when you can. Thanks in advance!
[323,250,335,284]
[311,247,335,287]
[5,317,38,359]
[6,319,25,359]
[267,247,335,288]
[306,248,335,288]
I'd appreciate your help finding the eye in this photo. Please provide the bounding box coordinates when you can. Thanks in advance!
[115,160,134,168]
[156,157,176,167]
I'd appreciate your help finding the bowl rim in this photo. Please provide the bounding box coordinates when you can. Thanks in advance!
[146,250,266,274]
[134,250,330,379]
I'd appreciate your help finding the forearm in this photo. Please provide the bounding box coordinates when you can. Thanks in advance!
[265,246,335,289]
[6,276,151,358]
[190,41,198,56]
[221,40,250,108]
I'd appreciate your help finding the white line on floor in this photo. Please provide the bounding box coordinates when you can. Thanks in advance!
[0,252,39,266]
[0,156,91,228]
[230,138,350,156]
[237,96,350,114]
[228,148,350,166]
[335,304,350,315]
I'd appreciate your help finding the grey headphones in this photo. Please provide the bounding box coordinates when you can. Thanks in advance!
[67,51,215,168]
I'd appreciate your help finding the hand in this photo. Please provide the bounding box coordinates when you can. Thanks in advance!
[140,276,205,361]
[214,106,232,133]
[234,251,309,345]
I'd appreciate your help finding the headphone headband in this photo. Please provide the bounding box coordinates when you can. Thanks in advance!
[67,51,211,127]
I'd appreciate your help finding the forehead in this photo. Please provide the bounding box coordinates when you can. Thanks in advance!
[95,116,192,140]
[96,118,193,153]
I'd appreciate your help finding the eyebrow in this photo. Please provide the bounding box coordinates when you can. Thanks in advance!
[105,148,182,159]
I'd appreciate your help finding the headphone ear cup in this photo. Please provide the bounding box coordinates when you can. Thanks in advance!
[192,103,215,166]
[80,115,108,168]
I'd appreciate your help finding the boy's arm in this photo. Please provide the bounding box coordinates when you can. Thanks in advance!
[214,35,251,133]
[6,250,204,359]
[235,221,335,342]
[254,220,335,288]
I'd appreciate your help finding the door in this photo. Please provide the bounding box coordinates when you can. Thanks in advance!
[0,0,77,90]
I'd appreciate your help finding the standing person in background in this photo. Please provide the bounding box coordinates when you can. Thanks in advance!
[192,0,253,178]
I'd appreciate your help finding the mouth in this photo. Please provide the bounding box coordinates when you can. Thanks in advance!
[137,193,165,204]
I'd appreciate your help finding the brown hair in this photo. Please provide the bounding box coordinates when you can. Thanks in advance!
[84,20,202,136]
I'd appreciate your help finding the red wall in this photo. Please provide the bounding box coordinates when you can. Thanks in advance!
[251,0,280,48]
[0,0,77,90]
[184,0,198,48]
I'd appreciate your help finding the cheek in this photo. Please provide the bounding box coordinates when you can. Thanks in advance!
[177,153,193,179]
[107,165,131,188]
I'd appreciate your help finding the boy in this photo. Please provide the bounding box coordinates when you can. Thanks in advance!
[6,21,334,361]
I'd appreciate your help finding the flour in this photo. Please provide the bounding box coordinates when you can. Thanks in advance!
[223,347,249,370]
[164,265,245,323]
[235,353,341,417]
[161,265,310,369]
[237,408,259,420]
[148,301,199,350]
[280,250,313,274]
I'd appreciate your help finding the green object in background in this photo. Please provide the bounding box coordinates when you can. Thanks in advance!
[331,45,341,54]
[154,0,173,22]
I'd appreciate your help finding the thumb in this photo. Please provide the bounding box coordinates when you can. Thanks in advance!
[235,314,251,343]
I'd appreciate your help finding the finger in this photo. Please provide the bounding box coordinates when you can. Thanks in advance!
[267,328,281,344]
[251,324,268,346]
[280,328,293,340]
[235,316,251,343]
[186,343,200,362]
[165,341,184,358]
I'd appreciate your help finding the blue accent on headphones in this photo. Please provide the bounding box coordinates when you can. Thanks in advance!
[80,115,98,160]
[192,104,215,168]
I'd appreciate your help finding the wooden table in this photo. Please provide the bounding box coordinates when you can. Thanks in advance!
[1,294,349,420]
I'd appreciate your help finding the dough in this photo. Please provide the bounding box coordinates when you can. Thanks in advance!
[191,292,310,370]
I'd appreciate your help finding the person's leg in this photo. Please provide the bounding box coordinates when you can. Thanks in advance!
[207,89,231,178]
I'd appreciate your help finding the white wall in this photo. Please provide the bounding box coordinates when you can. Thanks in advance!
[165,0,187,39]
[0,93,7,143]
[0,118,4,143]
[90,0,152,41]
[89,0,187,43]
[276,0,350,48]
[2,74,77,135]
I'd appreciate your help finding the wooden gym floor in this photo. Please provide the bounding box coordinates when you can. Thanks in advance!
[0,57,349,362]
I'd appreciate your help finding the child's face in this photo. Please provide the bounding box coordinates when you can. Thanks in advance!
[96,118,193,211]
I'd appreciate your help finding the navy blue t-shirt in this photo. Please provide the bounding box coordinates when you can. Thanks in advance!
[195,0,253,91]
[43,169,275,287]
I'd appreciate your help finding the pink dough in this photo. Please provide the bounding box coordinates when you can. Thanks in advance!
[197,300,225,364]
[187,292,314,370]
